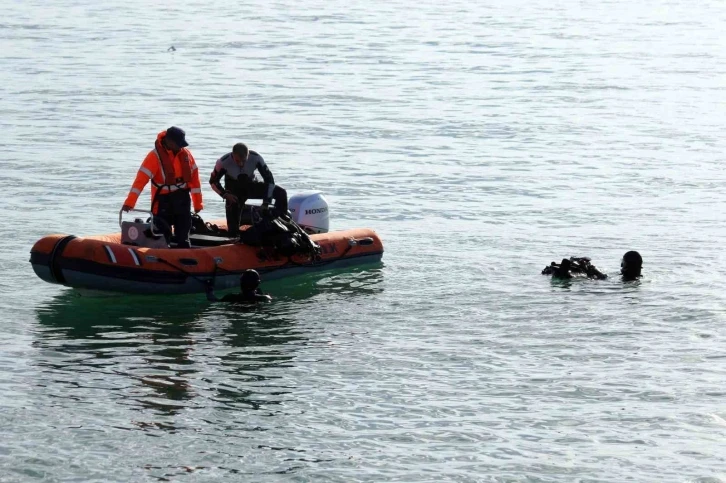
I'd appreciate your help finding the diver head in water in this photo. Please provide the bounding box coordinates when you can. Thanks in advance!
[240,269,261,292]
[206,269,272,303]
[228,269,271,302]
[620,251,642,281]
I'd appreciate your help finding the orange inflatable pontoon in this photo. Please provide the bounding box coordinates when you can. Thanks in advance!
[30,192,383,295]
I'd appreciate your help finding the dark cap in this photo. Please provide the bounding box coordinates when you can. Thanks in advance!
[166,126,189,148]
[621,250,642,269]
[240,269,261,290]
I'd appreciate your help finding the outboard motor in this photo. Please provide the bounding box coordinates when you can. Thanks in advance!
[288,191,329,234]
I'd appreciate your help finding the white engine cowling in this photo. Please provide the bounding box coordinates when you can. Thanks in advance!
[289,191,329,234]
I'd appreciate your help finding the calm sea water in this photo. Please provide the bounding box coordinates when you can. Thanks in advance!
[1,0,725,481]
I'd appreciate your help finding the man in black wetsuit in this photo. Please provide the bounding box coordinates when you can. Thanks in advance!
[542,251,643,281]
[206,269,272,304]
[209,143,289,236]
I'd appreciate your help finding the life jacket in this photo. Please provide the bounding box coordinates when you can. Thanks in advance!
[123,131,203,214]
[152,136,193,193]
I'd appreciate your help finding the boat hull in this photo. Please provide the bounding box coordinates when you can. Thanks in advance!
[30,228,383,295]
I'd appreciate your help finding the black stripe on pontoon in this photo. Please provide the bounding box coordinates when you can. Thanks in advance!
[58,258,187,284]
[47,250,384,285]
[49,236,77,284]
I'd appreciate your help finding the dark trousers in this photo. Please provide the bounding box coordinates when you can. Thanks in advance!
[155,190,192,248]
[226,183,288,236]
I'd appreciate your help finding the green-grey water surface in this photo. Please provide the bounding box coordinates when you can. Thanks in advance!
[1,0,725,481]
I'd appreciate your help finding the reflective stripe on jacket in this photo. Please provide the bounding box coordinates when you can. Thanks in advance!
[124,130,203,213]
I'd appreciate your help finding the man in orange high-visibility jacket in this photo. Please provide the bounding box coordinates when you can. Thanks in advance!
[122,126,203,248]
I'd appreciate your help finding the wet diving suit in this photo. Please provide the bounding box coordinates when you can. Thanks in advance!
[209,151,288,236]
[542,257,607,280]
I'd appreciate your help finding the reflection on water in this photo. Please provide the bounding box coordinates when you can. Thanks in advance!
[35,293,209,416]
[32,268,384,425]
[266,264,385,302]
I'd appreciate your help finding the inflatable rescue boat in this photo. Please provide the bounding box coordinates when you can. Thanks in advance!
[30,192,383,295]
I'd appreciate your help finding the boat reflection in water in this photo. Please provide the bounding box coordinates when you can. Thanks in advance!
[33,267,384,431]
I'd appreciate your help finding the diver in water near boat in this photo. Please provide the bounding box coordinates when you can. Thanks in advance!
[209,143,289,236]
[206,269,272,304]
[542,251,642,281]
[619,251,643,281]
